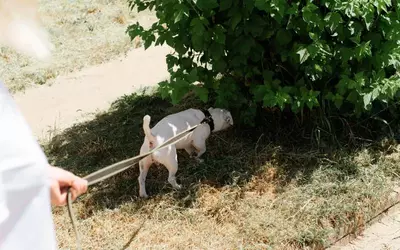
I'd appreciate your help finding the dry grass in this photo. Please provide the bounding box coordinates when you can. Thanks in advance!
[43,89,400,250]
[0,0,154,92]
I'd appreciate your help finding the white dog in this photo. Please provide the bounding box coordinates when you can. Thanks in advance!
[138,107,234,198]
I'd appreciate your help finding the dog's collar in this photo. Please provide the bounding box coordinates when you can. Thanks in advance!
[200,109,214,132]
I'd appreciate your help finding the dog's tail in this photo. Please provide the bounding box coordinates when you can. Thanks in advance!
[143,115,156,147]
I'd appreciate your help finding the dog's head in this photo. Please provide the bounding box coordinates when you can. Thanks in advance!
[208,107,234,131]
[0,0,53,60]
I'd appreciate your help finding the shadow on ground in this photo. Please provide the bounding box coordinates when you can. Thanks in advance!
[45,89,326,207]
[44,89,400,248]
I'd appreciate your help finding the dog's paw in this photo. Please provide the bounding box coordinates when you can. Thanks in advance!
[193,158,204,165]
[139,193,149,199]
[173,184,182,190]
[196,158,204,164]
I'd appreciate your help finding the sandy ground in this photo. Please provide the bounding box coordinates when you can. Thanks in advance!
[9,44,400,250]
[330,203,400,250]
[13,45,172,139]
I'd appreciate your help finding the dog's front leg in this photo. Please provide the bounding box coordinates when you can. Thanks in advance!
[192,140,206,163]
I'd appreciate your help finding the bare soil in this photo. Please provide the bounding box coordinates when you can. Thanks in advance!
[13,45,171,139]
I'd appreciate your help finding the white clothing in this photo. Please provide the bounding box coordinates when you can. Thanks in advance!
[0,82,57,249]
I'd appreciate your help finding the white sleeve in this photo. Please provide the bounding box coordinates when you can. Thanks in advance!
[0,171,9,224]
[0,82,57,250]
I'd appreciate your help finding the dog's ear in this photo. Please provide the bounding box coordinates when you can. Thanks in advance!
[224,112,234,125]
[208,107,214,111]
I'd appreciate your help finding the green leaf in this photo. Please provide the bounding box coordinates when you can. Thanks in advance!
[174,13,183,24]
[191,18,206,34]
[158,80,171,100]
[333,94,344,109]
[188,68,198,83]
[166,54,179,70]
[252,85,268,102]
[195,0,218,11]
[174,39,187,54]
[271,0,286,17]
[128,0,400,123]
[144,34,155,49]
[324,12,343,32]
[314,64,322,72]
[272,79,281,87]
[305,90,320,109]
[354,72,366,88]
[346,90,359,104]
[340,47,353,62]
[348,20,363,37]
[297,48,310,64]
[126,22,143,40]
[173,5,189,23]
[213,25,226,45]
[286,2,299,15]
[355,41,372,60]
[263,91,277,107]
[263,70,274,84]
[214,59,227,72]
[363,93,372,109]
[347,78,358,89]
[190,18,206,50]
[372,88,380,100]
[230,12,242,30]
[276,29,292,46]
[276,90,292,110]
[219,0,232,11]
[296,77,305,87]
[363,8,375,30]
[243,0,255,14]
[302,3,319,27]
[194,86,209,102]
[171,78,190,104]
[210,42,224,60]
[181,58,192,69]
[234,36,255,55]
[291,97,302,113]
[309,32,319,41]
[254,0,271,12]
[165,34,174,48]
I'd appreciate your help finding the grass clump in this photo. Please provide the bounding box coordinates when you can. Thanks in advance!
[44,89,400,249]
[0,0,153,92]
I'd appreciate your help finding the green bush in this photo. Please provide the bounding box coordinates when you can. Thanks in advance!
[127,0,400,124]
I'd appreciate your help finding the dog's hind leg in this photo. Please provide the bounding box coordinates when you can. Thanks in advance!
[138,157,152,198]
[159,147,181,190]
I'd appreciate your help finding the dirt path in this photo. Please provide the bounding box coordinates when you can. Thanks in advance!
[13,45,172,139]
[330,203,400,250]
[10,44,400,250]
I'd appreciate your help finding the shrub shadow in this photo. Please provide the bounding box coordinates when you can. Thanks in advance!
[44,88,394,217]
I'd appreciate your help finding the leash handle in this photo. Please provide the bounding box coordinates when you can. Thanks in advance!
[67,188,82,250]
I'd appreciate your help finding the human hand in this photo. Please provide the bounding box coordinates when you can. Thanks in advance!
[48,166,88,206]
